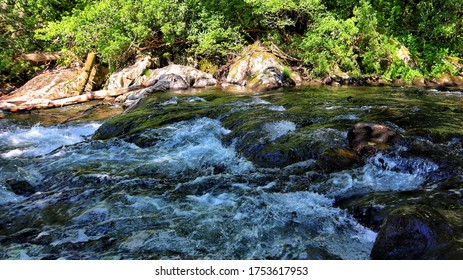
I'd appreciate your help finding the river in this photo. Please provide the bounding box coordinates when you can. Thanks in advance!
[1,86,462,259]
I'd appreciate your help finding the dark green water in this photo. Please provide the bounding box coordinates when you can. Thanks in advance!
[1,86,462,259]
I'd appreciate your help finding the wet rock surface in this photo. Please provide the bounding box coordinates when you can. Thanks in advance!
[2,86,463,259]
[348,122,402,159]
[371,204,463,259]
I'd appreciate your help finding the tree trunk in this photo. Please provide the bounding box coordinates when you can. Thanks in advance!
[75,52,97,95]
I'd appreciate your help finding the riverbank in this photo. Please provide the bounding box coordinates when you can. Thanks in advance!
[2,47,463,115]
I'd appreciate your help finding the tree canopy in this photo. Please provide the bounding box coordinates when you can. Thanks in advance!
[1,0,462,85]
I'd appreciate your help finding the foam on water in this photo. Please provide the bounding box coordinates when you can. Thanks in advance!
[332,113,360,121]
[159,96,207,106]
[187,193,237,207]
[231,97,286,112]
[0,186,25,204]
[320,153,439,198]
[268,105,286,111]
[263,121,296,141]
[41,118,254,177]
[428,89,463,96]
[177,190,376,259]
[326,106,343,110]
[0,123,101,158]
[249,97,272,105]
[111,190,377,259]
[184,96,207,103]
[160,96,179,106]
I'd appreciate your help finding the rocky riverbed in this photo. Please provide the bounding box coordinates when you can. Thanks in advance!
[1,86,462,259]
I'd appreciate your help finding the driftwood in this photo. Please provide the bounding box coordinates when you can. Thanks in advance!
[0,81,157,112]
[20,53,61,63]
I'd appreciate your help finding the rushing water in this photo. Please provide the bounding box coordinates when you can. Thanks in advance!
[1,86,462,259]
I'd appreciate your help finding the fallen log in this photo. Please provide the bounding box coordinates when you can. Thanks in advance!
[0,79,158,112]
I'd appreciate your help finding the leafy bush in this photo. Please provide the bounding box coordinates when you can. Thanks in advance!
[0,0,86,84]
[2,0,463,84]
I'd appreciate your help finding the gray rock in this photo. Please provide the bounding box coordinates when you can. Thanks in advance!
[144,64,216,89]
[106,56,152,90]
[114,64,217,107]
[226,51,295,91]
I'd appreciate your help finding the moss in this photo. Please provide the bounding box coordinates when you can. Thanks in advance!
[282,66,291,80]
[143,69,151,77]
[246,74,262,89]
[93,92,244,140]
[198,59,218,75]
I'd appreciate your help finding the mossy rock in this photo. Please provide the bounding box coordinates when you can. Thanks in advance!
[315,148,360,172]
[371,204,463,259]
[199,59,218,75]
[93,93,239,141]
[226,48,295,90]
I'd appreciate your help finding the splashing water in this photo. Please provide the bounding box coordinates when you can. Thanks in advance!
[2,86,462,260]
[0,123,101,158]
[38,118,254,178]
[263,121,296,141]
[319,153,439,198]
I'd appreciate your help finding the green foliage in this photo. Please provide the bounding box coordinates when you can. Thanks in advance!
[301,13,359,76]
[282,66,292,80]
[2,0,463,84]
[185,1,244,57]
[0,0,86,83]
[199,59,218,75]
[322,0,463,78]
[36,0,182,70]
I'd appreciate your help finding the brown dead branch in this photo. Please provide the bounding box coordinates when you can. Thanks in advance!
[20,53,61,63]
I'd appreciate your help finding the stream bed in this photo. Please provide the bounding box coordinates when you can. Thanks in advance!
[1,86,462,259]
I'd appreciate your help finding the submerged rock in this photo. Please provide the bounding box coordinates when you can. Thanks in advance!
[316,148,360,172]
[348,122,401,159]
[5,179,36,196]
[371,205,463,259]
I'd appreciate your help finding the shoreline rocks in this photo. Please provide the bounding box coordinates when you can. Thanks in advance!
[2,43,463,113]
[114,64,217,107]
[226,51,297,91]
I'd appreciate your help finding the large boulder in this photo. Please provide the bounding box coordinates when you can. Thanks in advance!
[347,122,402,159]
[0,65,106,106]
[106,56,152,90]
[145,64,217,89]
[1,69,79,104]
[371,205,463,259]
[226,51,296,91]
[115,64,217,106]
